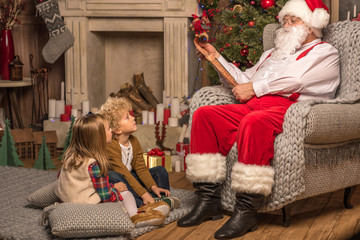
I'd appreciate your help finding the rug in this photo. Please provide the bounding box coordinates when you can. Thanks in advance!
[0,166,196,239]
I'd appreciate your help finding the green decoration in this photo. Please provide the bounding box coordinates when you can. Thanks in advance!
[199,0,220,10]
[34,136,56,170]
[0,119,23,167]
[194,0,288,85]
[58,115,75,160]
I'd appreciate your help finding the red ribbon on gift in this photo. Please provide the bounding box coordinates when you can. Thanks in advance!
[148,148,165,156]
[147,148,165,168]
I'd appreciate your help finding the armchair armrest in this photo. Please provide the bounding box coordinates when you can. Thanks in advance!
[305,103,360,144]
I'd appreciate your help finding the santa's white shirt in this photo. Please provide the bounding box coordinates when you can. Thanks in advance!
[217,38,340,101]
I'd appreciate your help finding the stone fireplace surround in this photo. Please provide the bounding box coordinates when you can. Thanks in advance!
[59,0,198,110]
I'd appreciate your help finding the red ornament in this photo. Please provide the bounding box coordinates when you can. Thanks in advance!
[240,48,249,57]
[250,1,256,5]
[233,61,241,68]
[352,13,360,21]
[261,0,275,10]
[191,14,204,35]
[248,21,255,27]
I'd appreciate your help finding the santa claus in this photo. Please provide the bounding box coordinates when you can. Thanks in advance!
[177,0,340,239]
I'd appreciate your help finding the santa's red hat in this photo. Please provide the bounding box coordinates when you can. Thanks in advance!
[278,0,330,31]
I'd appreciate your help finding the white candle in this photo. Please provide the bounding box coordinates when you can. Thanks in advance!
[168,117,178,127]
[48,99,56,119]
[348,11,351,20]
[175,159,181,172]
[71,108,78,119]
[171,154,181,169]
[55,100,65,119]
[156,104,164,124]
[354,5,357,18]
[142,110,148,124]
[60,81,64,100]
[170,97,180,118]
[148,111,155,125]
[82,100,90,116]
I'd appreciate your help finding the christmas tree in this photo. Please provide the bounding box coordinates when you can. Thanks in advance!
[196,0,288,85]
[34,136,56,170]
[0,119,23,166]
[58,115,75,160]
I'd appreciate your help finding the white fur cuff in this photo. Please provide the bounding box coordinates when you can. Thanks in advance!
[231,162,275,196]
[185,153,226,183]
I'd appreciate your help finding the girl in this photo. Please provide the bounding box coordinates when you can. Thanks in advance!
[55,114,169,227]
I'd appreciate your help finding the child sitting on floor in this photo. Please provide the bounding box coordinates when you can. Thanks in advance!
[98,97,180,209]
[55,114,170,227]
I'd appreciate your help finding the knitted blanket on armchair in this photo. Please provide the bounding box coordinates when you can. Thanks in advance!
[189,20,360,212]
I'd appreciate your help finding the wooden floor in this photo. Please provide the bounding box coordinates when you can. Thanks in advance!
[23,157,360,240]
[136,172,360,240]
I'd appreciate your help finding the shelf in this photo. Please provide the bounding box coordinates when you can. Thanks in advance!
[0,77,32,88]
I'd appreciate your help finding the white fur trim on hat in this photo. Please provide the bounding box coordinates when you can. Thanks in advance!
[185,153,226,183]
[231,162,275,196]
[278,0,329,30]
[311,8,330,29]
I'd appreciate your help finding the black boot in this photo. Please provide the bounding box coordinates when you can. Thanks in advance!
[214,193,265,239]
[177,182,223,227]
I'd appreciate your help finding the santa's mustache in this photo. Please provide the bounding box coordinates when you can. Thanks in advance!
[271,25,309,60]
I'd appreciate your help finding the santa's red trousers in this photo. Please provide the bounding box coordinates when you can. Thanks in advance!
[190,94,298,166]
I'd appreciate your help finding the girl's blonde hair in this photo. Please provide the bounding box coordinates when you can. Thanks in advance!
[61,114,110,176]
[98,97,132,132]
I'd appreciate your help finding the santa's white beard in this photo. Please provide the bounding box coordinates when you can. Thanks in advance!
[272,25,310,60]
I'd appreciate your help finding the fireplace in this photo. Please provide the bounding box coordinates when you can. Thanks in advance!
[59,0,198,110]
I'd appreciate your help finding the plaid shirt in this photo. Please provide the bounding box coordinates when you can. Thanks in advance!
[88,161,123,202]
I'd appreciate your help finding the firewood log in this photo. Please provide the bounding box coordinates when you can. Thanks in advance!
[134,72,159,108]
[119,83,151,111]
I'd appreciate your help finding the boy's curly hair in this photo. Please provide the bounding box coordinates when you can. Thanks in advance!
[98,97,132,131]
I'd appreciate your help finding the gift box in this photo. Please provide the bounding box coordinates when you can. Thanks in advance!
[176,143,190,171]
[143,148,172,172]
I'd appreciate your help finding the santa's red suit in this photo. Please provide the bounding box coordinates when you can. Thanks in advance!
[186,39,340,196]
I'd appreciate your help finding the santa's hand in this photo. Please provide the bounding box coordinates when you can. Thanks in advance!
[196,49,205,59]
[194,41,220,61]
[232,83,255,103]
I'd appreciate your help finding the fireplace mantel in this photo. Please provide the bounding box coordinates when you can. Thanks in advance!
[58,0,197,110]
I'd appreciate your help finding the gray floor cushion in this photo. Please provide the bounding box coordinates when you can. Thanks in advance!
[0,166,196,239]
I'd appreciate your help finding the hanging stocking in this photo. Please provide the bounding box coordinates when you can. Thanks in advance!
[36,0,74,64]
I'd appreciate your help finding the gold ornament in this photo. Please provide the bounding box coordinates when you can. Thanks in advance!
[234,4,243,12]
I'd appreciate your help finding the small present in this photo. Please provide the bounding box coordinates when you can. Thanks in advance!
[143,148,172,172]
[176,143,190,171]
[176,143,190,155]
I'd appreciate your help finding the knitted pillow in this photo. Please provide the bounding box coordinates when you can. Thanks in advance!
[26,181,60,208]
[42,202,134,238]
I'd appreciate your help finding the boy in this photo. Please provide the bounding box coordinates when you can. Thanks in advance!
[99,97,179,209]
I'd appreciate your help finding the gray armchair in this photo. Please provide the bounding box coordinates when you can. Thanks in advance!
[189,20,360,226]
